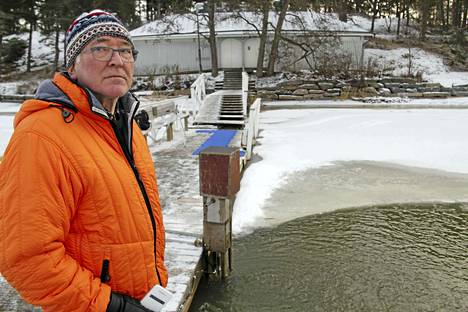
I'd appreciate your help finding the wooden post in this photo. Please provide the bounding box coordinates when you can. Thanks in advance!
[166,122,174,141]
[199,147,240,279]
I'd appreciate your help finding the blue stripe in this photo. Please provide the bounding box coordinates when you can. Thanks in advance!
[193,130,245,157]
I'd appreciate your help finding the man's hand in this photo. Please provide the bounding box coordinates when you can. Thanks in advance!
[106,292,153,312]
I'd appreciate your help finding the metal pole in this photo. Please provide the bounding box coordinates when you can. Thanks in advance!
[196,10,203,73]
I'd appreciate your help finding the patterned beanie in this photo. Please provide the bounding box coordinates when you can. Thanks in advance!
[65,9,133,68]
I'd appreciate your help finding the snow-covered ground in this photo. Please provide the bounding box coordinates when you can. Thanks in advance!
[232,105,468,232]
[364,48,468,86]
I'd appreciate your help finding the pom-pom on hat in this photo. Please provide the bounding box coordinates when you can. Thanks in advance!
[65,9,133,68]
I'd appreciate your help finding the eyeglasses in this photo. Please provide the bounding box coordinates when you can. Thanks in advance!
[84,46,139,63]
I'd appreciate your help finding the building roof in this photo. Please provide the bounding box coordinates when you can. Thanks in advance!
[130,10,372,40]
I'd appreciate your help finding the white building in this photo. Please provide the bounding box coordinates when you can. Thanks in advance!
[130,11,373,75]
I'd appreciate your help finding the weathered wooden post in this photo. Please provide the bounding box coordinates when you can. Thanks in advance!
[199,146,240,279]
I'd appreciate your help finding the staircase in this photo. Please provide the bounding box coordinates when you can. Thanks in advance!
[194,70,247,128]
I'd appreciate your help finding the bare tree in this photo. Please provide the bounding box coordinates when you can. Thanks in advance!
[266,0,290,76]
[207,0,218,76]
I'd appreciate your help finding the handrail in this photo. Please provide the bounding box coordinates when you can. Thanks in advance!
[241,71,249,116]
[245,98,262,161]
[190,73,206,117]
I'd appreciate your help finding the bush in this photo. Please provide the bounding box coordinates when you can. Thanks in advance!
[0,37,27,71]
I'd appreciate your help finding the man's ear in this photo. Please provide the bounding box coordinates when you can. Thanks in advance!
[68,64,77,79]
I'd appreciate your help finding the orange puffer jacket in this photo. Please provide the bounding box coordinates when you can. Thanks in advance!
[0,73,167,311]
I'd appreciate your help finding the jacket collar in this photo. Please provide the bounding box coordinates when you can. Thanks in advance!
[15,72,139,129]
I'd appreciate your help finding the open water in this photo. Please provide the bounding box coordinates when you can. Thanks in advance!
[190,162,468,312]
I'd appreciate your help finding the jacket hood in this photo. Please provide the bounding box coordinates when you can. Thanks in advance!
[14,72,138,128]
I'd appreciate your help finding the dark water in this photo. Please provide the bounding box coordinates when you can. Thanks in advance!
[190,203,468,312]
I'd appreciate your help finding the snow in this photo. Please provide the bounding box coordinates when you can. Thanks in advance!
[0,82,23,95]
[232,105,468,233]
[2,31,64,73]
[350,15,419,35]
[0,116,14,156]
[130,11,368,37]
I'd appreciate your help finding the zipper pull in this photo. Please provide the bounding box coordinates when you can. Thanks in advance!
[100,259,111,283]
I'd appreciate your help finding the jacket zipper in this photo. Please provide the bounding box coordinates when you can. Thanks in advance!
[110,111,162,286]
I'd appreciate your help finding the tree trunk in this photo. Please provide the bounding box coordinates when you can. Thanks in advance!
[207,0,218,77]
[266,0,289,76]
[338,0,347,22]
[370,0,379,33]
[256,0,269,78]
[420,1,430,40]
[463,0,468,28]
[446,0,451,26]
[54,26,60,72]
[396,2,401,36]
[27,20,33,72]
[453,0,462,28]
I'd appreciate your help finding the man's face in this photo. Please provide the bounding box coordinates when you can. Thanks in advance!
[70,36,134,101]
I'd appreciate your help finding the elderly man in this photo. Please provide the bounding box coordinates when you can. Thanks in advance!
[0,10,167,312]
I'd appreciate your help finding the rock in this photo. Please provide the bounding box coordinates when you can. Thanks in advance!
[390,87,402,93]
[308,90,325,94]
[277,80,303,88]
[384,82,400,88]
[324,93,340,97]
[299,83,320,90]
[260,93,279,100]
[281,84,302,91]
[452,91,468,97]
[397,92,424,98]
[379,88,392,96]
[422,92,450,98]
[360,87,378,96]
[453,86,468,92]
[278,95,304,100]
[293,88,309,95]
[368,82,383,89]
[256,86,278,91]
[335,82,351,88]
[419,87,442,93]
[405,88,419,93]
[318,82,335,90]
[303,94,324,100]
[257,90,277,96]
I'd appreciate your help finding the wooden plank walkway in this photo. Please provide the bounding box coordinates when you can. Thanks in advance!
[194,90,245,127]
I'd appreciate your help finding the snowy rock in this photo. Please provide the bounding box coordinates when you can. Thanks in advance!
[327,88,342,94]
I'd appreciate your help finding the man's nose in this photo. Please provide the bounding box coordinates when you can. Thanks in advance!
[109,50,124,65]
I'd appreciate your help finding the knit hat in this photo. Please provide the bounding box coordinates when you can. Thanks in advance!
[65,9,133,68]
